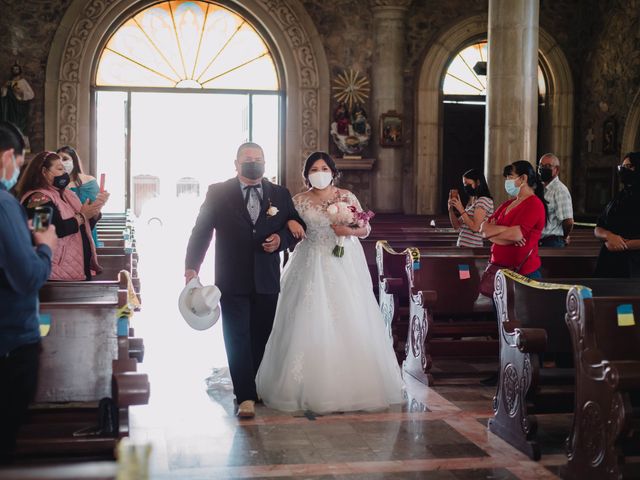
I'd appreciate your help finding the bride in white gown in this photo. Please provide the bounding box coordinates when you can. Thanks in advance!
[256,152,404,413]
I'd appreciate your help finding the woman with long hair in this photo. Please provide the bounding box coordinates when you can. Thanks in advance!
[594,152,640,277]
[480,160,548,281]
[448,168,494,247]
[15,151,105,281]
[56,145,108,246]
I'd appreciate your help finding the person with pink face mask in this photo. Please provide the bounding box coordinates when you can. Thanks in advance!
[257,151,404,414]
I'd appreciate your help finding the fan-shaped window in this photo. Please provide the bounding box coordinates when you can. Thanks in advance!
[443,42,487,96]
[96,1,278,90]
[443,41,546,101]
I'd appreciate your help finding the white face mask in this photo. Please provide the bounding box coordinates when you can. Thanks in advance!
[308,171,333,190]
[61,160,74,175]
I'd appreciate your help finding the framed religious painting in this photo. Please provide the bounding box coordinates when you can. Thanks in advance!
[380,111,403,147]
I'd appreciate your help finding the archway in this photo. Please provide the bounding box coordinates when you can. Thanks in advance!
[45,0,330,195]
[415,14,574,214]
[622,88,640,155]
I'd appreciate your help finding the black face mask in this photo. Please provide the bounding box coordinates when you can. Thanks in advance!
[52,172,70,190]
[619,167,637,187]
[240,162,265,180]
[463,184,476,196]
[538,167,553,183]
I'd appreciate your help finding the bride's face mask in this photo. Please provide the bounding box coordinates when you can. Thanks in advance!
[308,160,333,190]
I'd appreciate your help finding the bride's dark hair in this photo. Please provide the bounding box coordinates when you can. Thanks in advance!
[302,151,340,187]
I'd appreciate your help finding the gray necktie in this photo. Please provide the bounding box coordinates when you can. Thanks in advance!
[244,185,261,224]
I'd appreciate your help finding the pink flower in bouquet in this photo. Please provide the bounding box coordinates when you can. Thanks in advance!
[326,201,375,257]
[347,205,375,227]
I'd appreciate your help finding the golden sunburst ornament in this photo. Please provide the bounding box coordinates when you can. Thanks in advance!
[332,69,370,111]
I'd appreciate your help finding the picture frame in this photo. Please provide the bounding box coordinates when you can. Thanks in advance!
[380,111,403,147]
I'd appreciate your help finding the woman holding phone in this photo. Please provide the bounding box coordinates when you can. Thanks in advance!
[56,145,108,246]
[15,151,105,281]
[448,168,494,247]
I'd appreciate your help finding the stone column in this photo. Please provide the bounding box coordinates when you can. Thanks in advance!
[371,0,410,212]
[485,0,539,204]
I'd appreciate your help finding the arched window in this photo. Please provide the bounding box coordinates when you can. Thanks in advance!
[93,1,282,215]
[96,1,278,90]
[443,41,487,97]
[443,40,546,102]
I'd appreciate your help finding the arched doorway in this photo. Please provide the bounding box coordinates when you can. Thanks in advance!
[415,15,574,214]
[622,88,640,154]
[439,39,549,212]
[45,0,330,195]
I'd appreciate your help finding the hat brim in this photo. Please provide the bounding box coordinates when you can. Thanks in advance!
[178,278,220,331]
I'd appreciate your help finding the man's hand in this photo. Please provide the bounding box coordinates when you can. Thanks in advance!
[262,234,281,253]
[184,269,198,284]
[32,223,57,251]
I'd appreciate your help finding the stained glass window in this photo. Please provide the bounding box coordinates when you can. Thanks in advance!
[96,1,278,90]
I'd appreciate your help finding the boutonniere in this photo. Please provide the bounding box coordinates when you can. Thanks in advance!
[266,199,279,217]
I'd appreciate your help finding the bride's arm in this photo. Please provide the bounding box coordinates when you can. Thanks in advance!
[344,190,372,239]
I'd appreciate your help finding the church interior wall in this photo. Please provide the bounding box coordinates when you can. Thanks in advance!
[1,0,639,217]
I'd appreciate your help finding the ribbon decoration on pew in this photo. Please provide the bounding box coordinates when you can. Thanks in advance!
[117,269,141,318]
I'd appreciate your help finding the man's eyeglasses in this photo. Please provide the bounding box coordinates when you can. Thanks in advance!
[618,164,635,172]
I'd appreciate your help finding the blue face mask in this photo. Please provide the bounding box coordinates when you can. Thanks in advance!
[0,155,19,190]
[504,178,520,197]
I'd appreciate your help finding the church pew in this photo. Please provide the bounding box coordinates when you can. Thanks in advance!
[18,285,150,458]
[376,241,487,362]
[488,270,640,462]
[39,281,144,363]
[96,254,141,295]
[564,287,640,479]
[403,252,495,385]
[376,240,600,367]
[401,249,601,385]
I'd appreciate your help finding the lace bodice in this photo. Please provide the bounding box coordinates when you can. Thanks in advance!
[293,190,369,247]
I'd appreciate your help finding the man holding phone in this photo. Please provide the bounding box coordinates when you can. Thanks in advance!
[0,121,57,463]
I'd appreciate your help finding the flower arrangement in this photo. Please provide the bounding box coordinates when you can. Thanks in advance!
[326,201,375,257]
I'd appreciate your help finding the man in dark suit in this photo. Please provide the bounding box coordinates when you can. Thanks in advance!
[184,142,304,418]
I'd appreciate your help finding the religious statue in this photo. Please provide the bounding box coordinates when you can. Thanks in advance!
[351,103,368,136]
[330,69,371,156]
[334,102,350,136]
[0,62,35,134]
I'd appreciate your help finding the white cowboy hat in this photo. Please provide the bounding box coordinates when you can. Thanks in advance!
[178,277,221,330]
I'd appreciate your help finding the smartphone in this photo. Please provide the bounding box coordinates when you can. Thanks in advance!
[99,173,106,193]
[449,189,459,200]
[33,206,53,232]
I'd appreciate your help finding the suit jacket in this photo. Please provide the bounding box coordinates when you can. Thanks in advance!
[185,177,304,294]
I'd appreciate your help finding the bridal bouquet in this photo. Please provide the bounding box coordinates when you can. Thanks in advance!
[326,201,375,257]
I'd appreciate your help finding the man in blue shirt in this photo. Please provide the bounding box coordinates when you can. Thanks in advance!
[0,121,57,463]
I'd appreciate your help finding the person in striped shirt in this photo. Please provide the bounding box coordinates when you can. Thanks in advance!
[448,168,494,248]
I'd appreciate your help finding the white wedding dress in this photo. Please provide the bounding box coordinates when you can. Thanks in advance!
[256,191,404,413]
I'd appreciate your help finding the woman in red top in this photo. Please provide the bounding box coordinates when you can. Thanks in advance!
[480,160,547,279]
